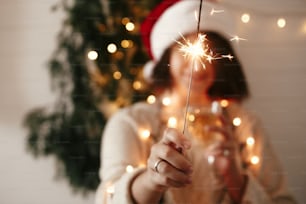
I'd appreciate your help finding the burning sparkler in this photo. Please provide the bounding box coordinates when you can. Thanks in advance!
[180,0,234,133]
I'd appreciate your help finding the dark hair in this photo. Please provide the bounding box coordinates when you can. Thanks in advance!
[149,31,249,102]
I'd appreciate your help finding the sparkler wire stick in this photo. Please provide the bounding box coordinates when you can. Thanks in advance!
[182,0,204,134]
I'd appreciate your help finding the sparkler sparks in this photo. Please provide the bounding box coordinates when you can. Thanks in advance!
[178,0,238,134]
[230,35,247,42]
[176,33,216,70]
[210,8,224,15]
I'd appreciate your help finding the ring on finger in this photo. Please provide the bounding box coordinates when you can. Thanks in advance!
[154,159,164,173]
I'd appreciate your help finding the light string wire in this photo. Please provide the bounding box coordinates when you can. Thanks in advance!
[182,0,204,134]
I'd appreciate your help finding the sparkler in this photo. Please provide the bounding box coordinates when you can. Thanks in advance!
[180,0,232,134]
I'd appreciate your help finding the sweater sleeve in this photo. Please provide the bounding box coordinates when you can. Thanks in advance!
[95,108,152,204]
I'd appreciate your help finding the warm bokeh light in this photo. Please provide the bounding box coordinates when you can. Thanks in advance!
[107,43,117,53]
[246,136,255,146]
[139,128,151,140]
[241,13,250,23]
[277,18,286,28]
[188,113,196,122]
[121,17,130,25]
[106,184,115,194]
[162,97,171,106]
[220,99,229,108]
[146,95,156,104]
[113,71,122,80]
[232,117,242,127]
[167,117,178,128]
[251,156,260,165]
[133,80,142,90]
[87,50,98,60]
[126,165,134,173]
[121,40,133,48]
[125,22,135,31]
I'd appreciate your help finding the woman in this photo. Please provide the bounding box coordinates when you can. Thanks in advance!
[95,1,296,203]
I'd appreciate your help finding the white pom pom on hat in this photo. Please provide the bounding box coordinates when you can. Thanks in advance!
[140,0,238,82]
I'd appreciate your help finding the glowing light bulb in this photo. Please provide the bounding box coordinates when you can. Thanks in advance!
[232,117,242,127]
[251,156,260,165]
[126,22,135,31]
[246,136,255,146]
[87,50,98,60]
[126,165,134,173]
[162,97,171,106]
[121,40,133,48]
[107,43,117,53]
[121,17,130,25]
[139,129,150,140]
[277,18,286,28]
[133,81,142,90]
[220,99,229,108]
[146,95,156,104]
[168,117,178,128]
[106,184,115,194]
[241,13,250,23]
[188,113,195,122]
[113,71,122,80]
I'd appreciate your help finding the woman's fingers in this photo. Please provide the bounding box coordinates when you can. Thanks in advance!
[161,128,191,151]
[150,143,192,174]
[150,159,192,187]
[146,128,193,188]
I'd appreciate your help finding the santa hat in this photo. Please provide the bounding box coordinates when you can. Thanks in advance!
[140,0,237,82]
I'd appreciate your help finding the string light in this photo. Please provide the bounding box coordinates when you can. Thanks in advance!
[121,40,133,48]
[125,22,135,31]
[220,99,229,108]
[277,18,286,28]
[167,117,178,128]
[126,165,134,173]
[162,97,171,106]
[146,95,156,104]
[106,184,115,195]
[133,80,142,90]
[87,50,98,60]
[113,71,122,80]
[139,128,151,140]
[121,17,130,25]
[107,43,117,53]
[250,156,260,165]
[246,136,255,146]
[232,117,242,127]
[241,13,250,23]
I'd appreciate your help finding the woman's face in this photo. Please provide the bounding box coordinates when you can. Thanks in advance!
[169,34,215,96]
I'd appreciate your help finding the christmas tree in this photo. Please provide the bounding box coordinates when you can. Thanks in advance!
[23,0,162,194]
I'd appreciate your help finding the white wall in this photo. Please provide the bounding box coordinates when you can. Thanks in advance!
[0,0,305,203]
[0,1,94,203]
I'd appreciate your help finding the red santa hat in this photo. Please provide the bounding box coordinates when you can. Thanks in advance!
[140,0,237,82]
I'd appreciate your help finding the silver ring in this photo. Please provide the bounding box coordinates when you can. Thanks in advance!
[223,149,230,157]
[154,159,164,173]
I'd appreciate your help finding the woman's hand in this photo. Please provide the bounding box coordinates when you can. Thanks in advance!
[147,128,193,191]
[204,123,247,203]
[131,128,193,204]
